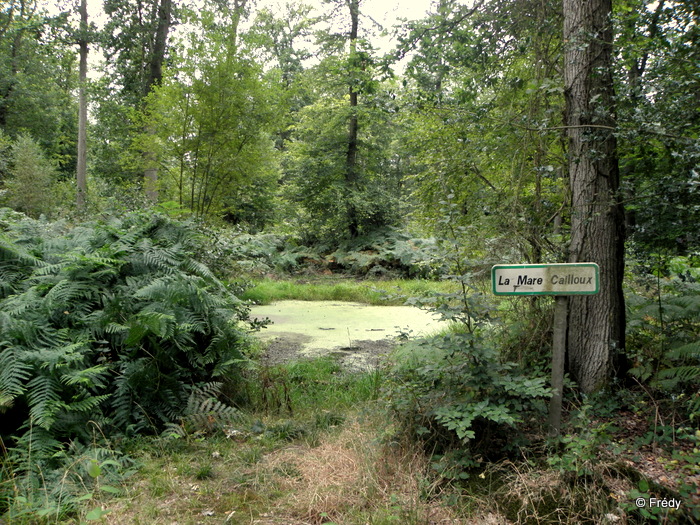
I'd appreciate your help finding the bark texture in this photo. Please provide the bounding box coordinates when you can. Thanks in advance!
[563,0,626,393]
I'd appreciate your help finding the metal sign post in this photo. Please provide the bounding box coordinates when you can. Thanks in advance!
[491,263,600,436]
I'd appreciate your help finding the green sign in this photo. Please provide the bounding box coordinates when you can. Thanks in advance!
[492,263,600,296]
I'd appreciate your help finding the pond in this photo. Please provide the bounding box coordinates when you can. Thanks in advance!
[249,300,448,369]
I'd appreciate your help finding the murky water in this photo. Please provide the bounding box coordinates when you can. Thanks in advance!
[249,300,447,356]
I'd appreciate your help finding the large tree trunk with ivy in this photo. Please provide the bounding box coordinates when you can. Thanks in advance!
[563,0,626,393]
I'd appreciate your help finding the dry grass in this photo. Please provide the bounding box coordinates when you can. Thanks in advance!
[253,420,468,524]
[100,416,485,525]
[478,459,625,524]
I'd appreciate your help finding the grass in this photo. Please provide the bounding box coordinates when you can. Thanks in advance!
[246,357,384,417]
[84,357,472,525]
[101,417,468,525]
[7,335,696,523]
[238,276,461,305]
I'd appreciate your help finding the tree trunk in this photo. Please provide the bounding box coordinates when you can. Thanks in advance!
[0,0,28,128]
[345,0,360,238]
[142,0,172,203]
[563,0,625,393]
[76,0,88,212]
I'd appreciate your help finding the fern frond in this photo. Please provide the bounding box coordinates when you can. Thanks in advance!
[655,366,700,383]
[182,382,242,433]
[43,279,95,306]
[132,276,174,301]
[104,322,129,334]
[64,394,111,413]
[12,425,63,464]
[130,310,176,340]
[666,341,700,360]
[2,288,42,316]
[31,261,71,277]
[22,342,87,371]
[181,258,218,282]
[161,421,187,439]
[0,235,45,268]
[59,365,109,388]
[133,240,181,273]
[0,347,32,409]
[26,375,62,429]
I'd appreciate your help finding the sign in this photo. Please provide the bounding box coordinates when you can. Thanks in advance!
[491,263,599,296]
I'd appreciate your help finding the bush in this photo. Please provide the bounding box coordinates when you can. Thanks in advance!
[384,288,550,480]
[626,260,700,421]
[325,228,442,278]
[197,226,442,279]
[0,134,58,218]
[0,211,254,451]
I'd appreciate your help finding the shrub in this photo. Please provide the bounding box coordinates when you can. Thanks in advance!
[0,135,58,218]
[197,227,317,278]
[197,226,442,279]
[384,288,550,479]
[0,211,254,451]
[626,265,700,421]
[326,228,442,278]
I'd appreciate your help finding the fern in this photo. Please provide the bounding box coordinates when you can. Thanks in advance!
[178,382,243,434]
[652,340,700,390]
[26,375,62,430]
[0,211,254,459]
[628,280,700,419]
[0,347,32,410]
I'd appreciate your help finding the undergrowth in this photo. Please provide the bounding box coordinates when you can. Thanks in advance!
[198,226,443,279]
[0,210,259,521]
[16,357,470,525]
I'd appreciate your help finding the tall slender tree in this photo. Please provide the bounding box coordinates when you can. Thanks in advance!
[103,0,174,201]
[345,0,360,238]
[76,0,87,211]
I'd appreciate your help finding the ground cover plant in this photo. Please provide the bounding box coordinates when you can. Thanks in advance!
[1,356,475,524]
[198,226,443,281]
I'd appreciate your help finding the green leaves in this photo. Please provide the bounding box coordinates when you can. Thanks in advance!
[387,321,551,479]
[0,211,252,448]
